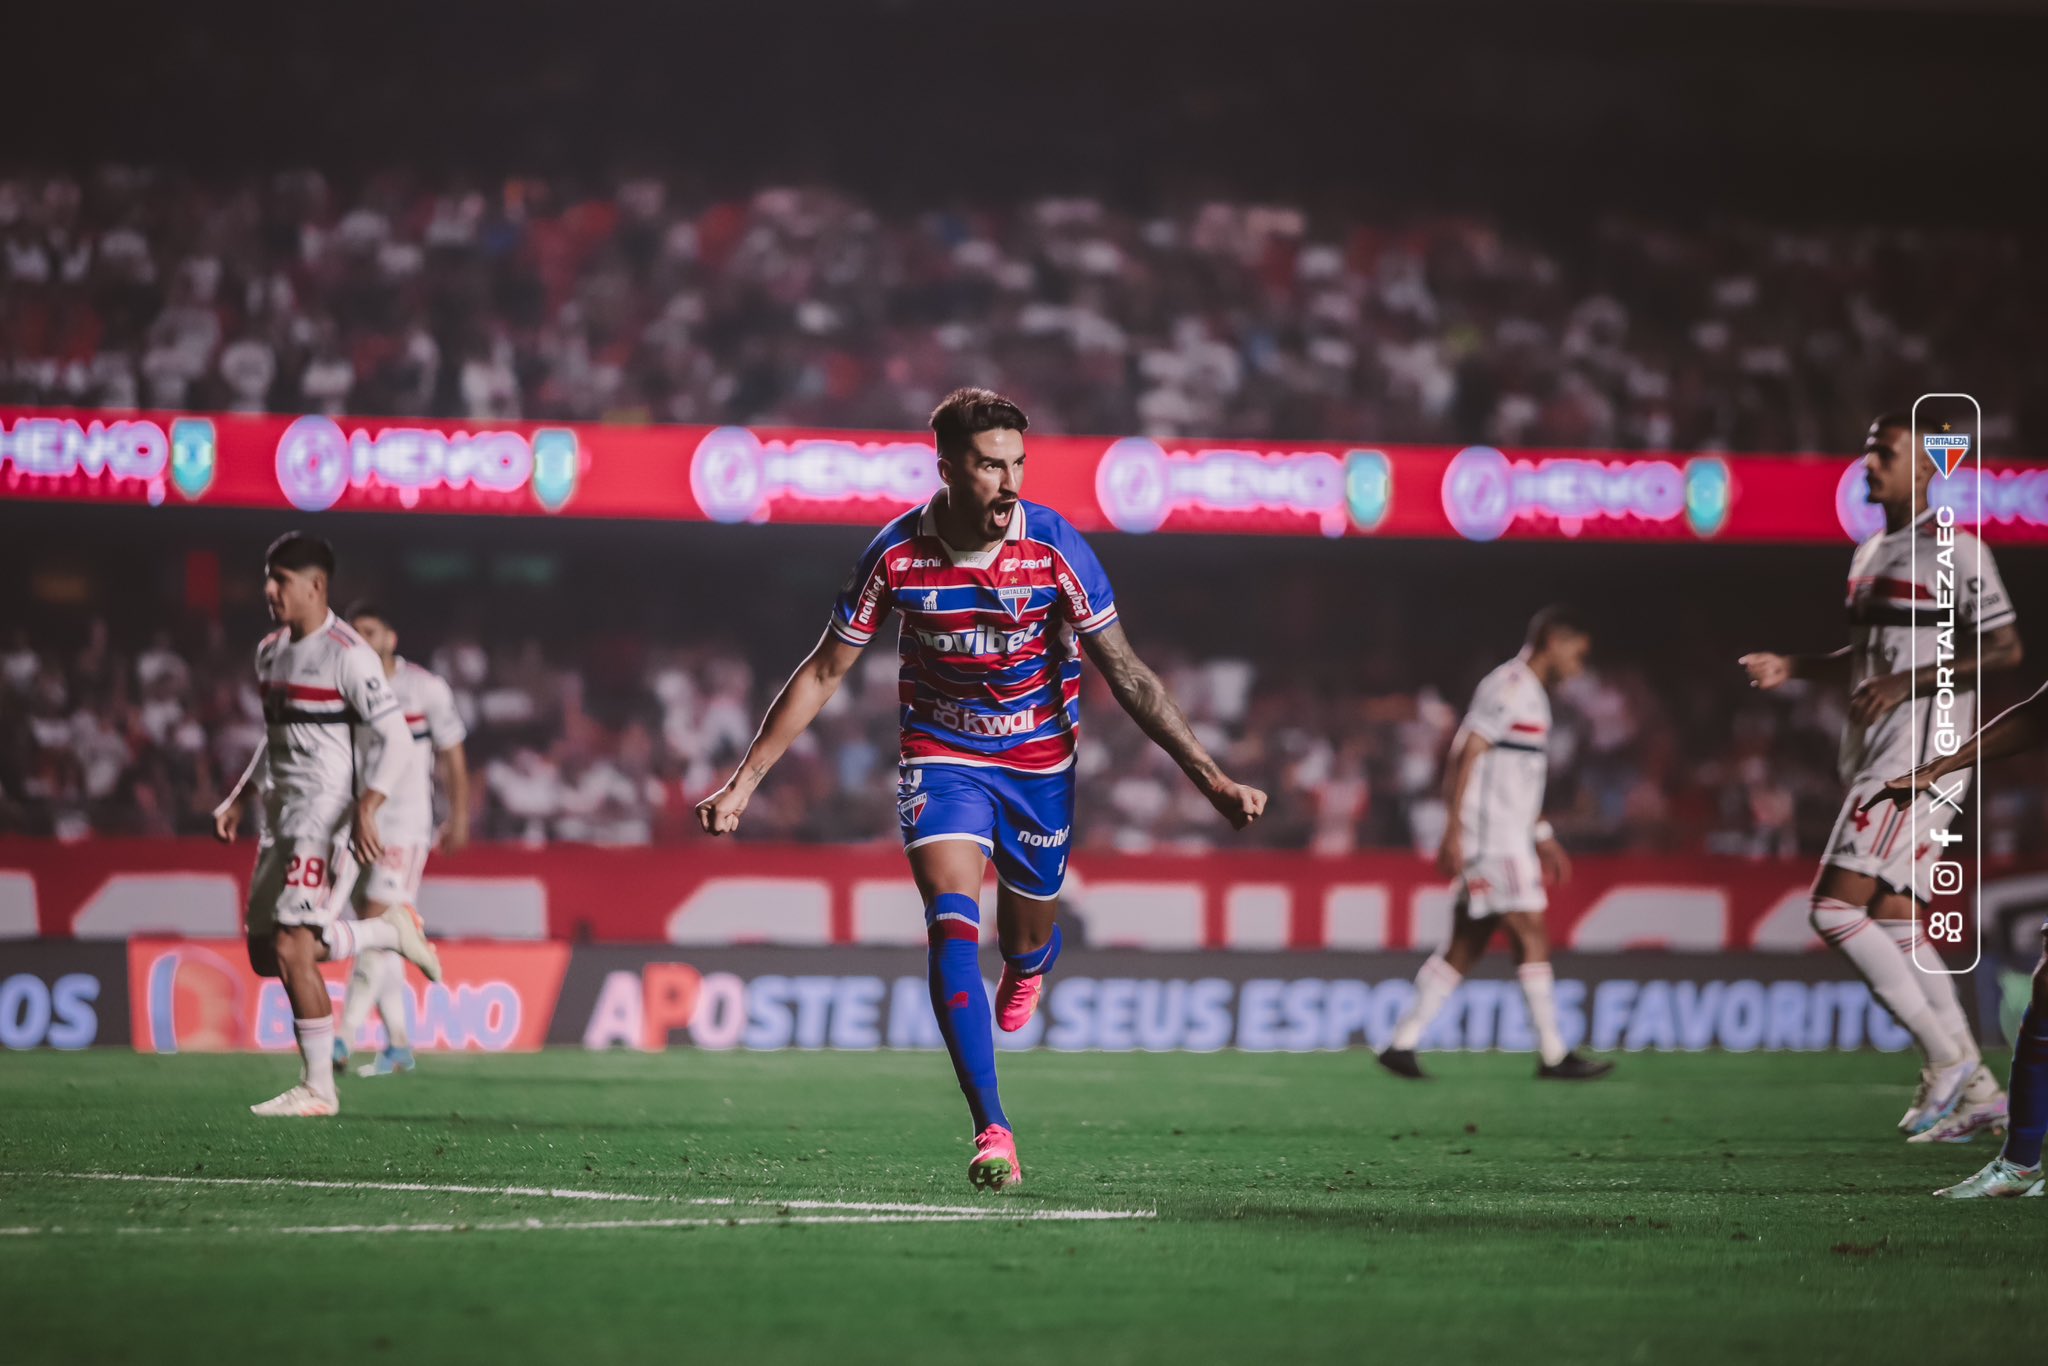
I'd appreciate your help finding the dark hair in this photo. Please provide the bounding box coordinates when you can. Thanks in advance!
[1527,603,1591,648]
[929,387,1028,463]
[264,532,335,578]
[1870,411,1913,434]
[342,598,388,627]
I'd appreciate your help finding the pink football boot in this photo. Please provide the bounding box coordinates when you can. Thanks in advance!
[995,967,1043,1032]
[969,1124,1022,1190]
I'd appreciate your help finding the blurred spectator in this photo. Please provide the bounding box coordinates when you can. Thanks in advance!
[0,168,2038,453]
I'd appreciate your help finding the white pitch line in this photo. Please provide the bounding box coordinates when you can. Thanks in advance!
[7,1171,660,1202]
[30,1210,1154,1237]
[2,1172,1156,1224]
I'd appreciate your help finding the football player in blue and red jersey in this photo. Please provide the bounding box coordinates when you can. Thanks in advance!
[697,388,1267,1190]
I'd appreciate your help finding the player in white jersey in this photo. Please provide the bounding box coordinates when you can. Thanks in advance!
[1741,412,2023,1139]
[1379,606,1613,1082]
[334,600,471,1078]
[212,534,443,1118]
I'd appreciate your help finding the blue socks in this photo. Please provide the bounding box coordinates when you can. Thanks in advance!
[2002,1006,2048,1169]
[1005,923,1062,978]
[926,892,1007,1134]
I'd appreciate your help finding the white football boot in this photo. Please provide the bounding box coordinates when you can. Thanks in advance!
[1903,1057,1978,1136]
[250,1085,340,1118]
[381,905,442,983]
[1933,1157,2045,1199]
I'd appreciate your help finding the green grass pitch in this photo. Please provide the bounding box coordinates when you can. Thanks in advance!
[2,1049,2042,1365]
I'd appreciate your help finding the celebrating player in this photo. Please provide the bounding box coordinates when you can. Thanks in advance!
[333,600,471,1078]
[213,534,443,1117]
[696,388,1267,1190]
[1740,413,2022,1138]
[1866,681,2048,1196]
[1378,606,1612,1082]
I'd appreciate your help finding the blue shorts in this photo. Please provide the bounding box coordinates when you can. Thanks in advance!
[897,763,1075,900]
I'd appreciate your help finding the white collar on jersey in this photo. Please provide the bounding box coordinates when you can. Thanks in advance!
[919,493,1026,570]
[289,609,338,647]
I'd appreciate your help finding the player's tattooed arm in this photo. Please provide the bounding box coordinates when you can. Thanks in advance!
[1081,622,1267,830]
[1848,623,2022,725]
[1866,675,2048,810]
[698,630,866,836]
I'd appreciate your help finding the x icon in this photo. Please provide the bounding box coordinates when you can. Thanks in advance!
[1927,775,1968,815]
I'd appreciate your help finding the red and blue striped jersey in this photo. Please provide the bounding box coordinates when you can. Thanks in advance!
[829,498,1119,773]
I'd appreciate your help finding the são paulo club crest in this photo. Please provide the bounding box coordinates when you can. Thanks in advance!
[1924,431,1970,478]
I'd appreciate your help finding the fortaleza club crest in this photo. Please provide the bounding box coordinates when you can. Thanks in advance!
[1925,431,1970,478]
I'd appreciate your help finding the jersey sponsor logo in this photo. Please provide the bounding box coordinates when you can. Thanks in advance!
[929,701,1039,738]
[1017,826,1071,849]
[921,590,940,612]
[1001,556,1052,571]
[910,622,1042,657]
[892,556,943,570]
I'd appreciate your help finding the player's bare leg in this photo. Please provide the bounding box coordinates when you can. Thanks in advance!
[250,925,341,1117]
[341,897,428,1077]
[1379,901,1495,1079]
[993,883,1058,1033]
[1505,912,1610,1080]
[1809,865,1975,1130]
[909,839,1019,1189]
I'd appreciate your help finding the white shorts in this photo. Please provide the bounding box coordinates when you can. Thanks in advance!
[1823,772,1968,898]
[246,837,348,936]
[351,842,429,913]
[1458,846,1546,917]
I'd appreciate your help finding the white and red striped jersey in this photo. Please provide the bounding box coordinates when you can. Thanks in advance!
[253,612,412,840]
[829,497,1118,773]
[356,656,466,842]
[1840,508,2014,782]
[1453,654,1552,857]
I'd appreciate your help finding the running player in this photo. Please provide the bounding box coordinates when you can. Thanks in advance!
[1869,680,2048,1196]
[1740,412,2022,1138]
[213,534,443,1117]
[334,600,470,1078]
[1378,606,1613,1082]
[696,388,1267,1190]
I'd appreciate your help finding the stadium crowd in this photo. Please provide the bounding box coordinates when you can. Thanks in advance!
[6,612,2045,863]
[0,169,2039,457]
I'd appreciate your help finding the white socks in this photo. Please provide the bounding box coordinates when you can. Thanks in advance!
[1517,962,1569,1066]
[375,950,413,1050]
[1878,919,1980,1066]
[1812,897,1964,1067]
[296,1016,336,1100]
[1391,955,1461,1051]
[325,913,400,962]
[340,948,412,1053]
